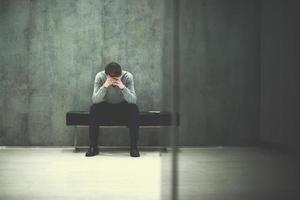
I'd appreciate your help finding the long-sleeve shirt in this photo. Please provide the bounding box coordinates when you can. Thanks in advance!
[92,70,137,104]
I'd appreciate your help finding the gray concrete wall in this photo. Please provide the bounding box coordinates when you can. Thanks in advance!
[174,0,261,145]
[0,0,164,146]
[1,0,261,146]
[260,0,300,151]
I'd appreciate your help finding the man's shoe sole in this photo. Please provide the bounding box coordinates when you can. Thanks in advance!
[85,152,98,157]
[130,150,140,157]
[85,149,99,157]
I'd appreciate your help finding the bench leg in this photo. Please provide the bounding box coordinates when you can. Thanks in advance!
[161,147,168,152]
[73,127,78,153]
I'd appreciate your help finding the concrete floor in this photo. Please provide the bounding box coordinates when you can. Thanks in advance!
[0,147,161,200]
[0,147,300,200]
[175,147,300,200]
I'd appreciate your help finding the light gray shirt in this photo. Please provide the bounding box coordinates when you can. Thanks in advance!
[92,70,137,104]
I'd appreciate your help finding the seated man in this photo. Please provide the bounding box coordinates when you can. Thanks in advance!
[86,62,140,157]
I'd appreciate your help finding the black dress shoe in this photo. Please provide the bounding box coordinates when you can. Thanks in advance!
[85,146,99,157]
[130,146,140,157]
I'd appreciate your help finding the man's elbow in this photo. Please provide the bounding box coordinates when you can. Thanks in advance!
[131,99,137,104]
[92,95,102,104]
[91,97,97,104]
[126,97,137,104]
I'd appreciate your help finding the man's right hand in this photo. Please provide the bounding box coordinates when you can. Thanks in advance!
[103,77,113,88]
[103,76,119,88]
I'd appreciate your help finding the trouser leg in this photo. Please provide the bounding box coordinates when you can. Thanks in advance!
[125,103,140,146]
[89,101,139,148]
[89,104,99,147]
[89,102,110,147]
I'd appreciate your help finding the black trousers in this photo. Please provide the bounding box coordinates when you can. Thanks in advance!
[89,101,140,147]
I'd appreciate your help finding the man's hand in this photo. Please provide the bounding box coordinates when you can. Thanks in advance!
[112,78,125,89]
[103,76,125,89]
[103,76,115,88]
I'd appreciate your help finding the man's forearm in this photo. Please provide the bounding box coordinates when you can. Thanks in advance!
[92,86,107,104]
[122,87,137,104]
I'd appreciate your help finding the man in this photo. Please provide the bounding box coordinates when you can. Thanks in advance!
[86,62,140,157]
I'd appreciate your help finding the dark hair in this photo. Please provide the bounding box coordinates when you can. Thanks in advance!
[104,62,122,77]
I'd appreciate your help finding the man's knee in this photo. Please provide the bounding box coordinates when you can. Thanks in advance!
[90,102,108,113]
[89,104,98,113]
[127,103,139,113]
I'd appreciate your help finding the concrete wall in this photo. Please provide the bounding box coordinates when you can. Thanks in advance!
[1,0,262,146]
[174,0,261,145]
[260,0,300,151]
[0,0,164,146]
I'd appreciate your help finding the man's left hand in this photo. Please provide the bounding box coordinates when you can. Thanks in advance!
[112,78,125,89]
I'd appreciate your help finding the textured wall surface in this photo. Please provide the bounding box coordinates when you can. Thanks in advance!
[175,0,261,145]
[1,0,262,146]
[260,0,300,151]
[0,0,164,146]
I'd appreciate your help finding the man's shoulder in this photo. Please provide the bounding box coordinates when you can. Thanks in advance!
[97,70,106,75]
[122,70,134,79]
[96,70,106,79]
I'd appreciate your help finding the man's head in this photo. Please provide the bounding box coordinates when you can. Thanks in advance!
[105,62,122,78]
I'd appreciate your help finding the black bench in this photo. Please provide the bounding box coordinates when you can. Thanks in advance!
[66,111,180,152]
